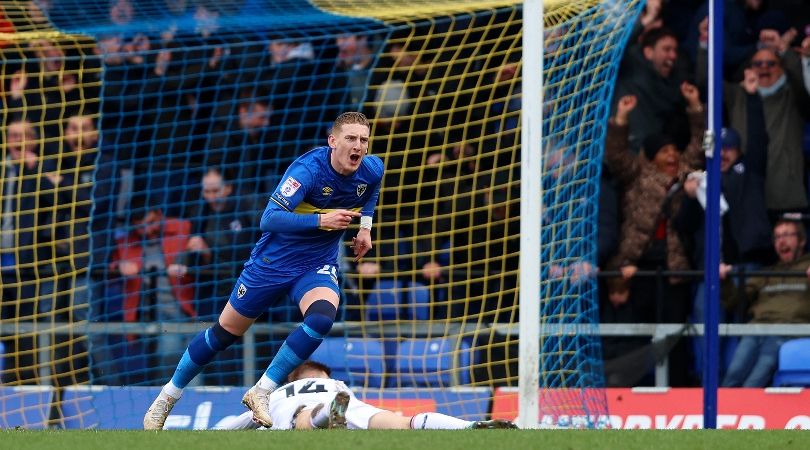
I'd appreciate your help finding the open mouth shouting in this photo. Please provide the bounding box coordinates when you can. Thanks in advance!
[777,244,795,262]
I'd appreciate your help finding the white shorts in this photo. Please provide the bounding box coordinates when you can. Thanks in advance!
[270,393,385,430]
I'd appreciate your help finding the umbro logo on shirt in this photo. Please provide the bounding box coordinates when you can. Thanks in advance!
[322,186,333,196]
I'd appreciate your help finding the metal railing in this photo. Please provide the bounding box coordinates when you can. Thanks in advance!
[3,267,809,387]
[6,320,808,387]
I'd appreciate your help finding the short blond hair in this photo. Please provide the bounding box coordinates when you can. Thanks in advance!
[331,111,369,135]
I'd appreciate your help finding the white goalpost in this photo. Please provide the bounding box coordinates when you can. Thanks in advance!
[518,0,543,430]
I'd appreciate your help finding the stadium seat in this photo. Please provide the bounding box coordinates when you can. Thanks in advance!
[395,337,472,387]
[309,337,386,388]
[772,338,810,387]
[365,279,403,321]
[406,281,430,320]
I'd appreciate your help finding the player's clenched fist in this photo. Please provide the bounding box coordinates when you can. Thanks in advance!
[319,209,361,230]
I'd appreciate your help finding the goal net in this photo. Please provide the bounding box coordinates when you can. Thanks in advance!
[0,0,641,429]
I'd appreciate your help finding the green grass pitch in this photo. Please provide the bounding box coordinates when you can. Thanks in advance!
[3,429,809,450]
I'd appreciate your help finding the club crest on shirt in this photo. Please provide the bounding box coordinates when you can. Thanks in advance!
[280,176,301,197]
[322,186,333,196]
[237,283,247,298]
[356,184,367,197]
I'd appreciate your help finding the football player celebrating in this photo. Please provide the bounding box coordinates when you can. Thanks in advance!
[145,112,383,430]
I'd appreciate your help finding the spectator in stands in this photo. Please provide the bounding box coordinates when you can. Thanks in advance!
[93,32,150,165]
[60,112,116,383]
[4,59,49,138]
[729,47,810,216]
[110,194,196,382]
[121,33,152,66]
[29,38,66,83]
[94,33,125,64]
[350,141,451,319]
[59,114,98,266]
[694,15,810,215]
[365,75,421,216]
[721,218,810,387]
[147,36,222,213]
[487,61,522,152]
[615,27,691,154]
[206,88,277,194]
[33,113,101,386]
[602,84,705,387]
[171,167,258,320]
[0,117,62,383]
[336,33,375,108]
[27,37,101,144]
[684,0,764,78]
[434,140,505,320]
[371,30,458,140]
[544,142,600,286]
[262,38,333,151]
[675,68,774,380]
[193,3,220,39]
[109,0,135,26]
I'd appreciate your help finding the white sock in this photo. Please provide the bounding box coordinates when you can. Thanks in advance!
[310,403,330,428]
[162,381,183,399]
[410,412,472,430]
[256,374,279,391]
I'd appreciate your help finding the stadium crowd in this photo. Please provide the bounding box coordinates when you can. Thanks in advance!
[1,0,810,390]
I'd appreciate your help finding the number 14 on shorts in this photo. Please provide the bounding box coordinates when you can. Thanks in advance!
[285,381,328,397]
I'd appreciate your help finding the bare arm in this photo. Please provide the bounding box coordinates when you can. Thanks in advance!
[368,410,414,429]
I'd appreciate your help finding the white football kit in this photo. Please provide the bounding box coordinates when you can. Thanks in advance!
[214,378,386,430]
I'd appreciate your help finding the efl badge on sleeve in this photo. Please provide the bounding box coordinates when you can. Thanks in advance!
[281,177,301,197]
[356,183,367,197]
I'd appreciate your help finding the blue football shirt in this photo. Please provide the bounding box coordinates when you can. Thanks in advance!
[245,146,383,277]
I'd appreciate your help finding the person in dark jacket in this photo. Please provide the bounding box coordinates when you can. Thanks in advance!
[614,27,692,154]
[171,167,259,320]
[1,118,69,383]
[675,68,774,380]
[677,68,774,280]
